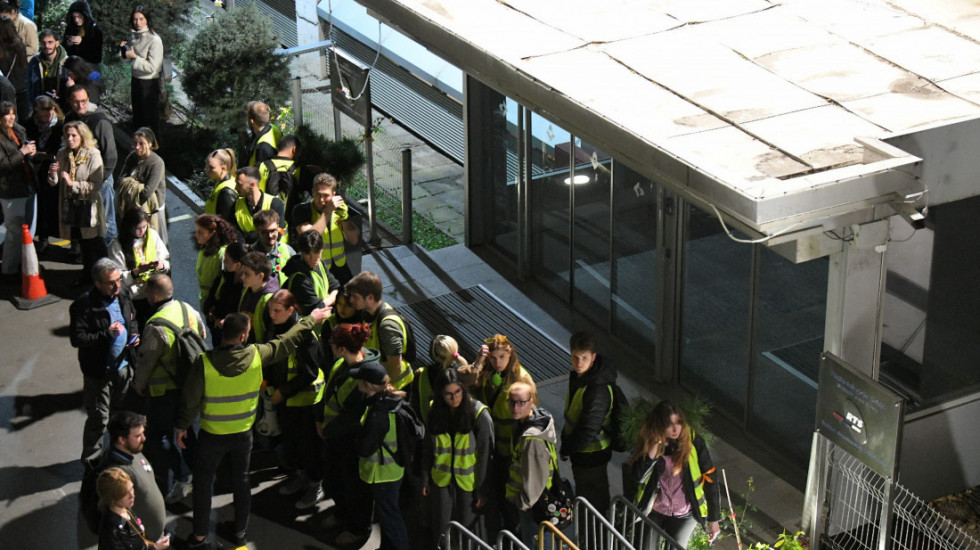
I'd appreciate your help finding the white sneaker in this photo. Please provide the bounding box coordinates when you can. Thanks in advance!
[277,472,309,496]
[165,478,193,503]
[295,482,323,510]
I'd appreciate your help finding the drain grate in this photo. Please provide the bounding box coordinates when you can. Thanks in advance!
[396,285,570,384]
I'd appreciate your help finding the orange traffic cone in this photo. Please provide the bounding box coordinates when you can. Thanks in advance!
[12,224,59,310]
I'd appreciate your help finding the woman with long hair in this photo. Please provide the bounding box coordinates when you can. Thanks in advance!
[118,127,167,244]
[96,467,171,549]
[412,335,471,422]
[316,322,379,547]
[204,148,238,223]
[421,367,493,544]
[25,95,63,247]
[120,6,163,136]
[0,100,36,282]
[351,362,411,550]
[192,213,236,307]
[629,400,721,547]
[50,119,104,283]
[201,240,246,342]
[64,55,103,106]
[63,1,104,65]
[108,207,169,327]
[0,17,27,121]
[264,289,325,510]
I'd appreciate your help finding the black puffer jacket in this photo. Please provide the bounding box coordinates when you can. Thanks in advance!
[560,353,616,466]
[0,124,34,199]
[69,287,137,379]
[98,510,147,550]
[64,1,104,64]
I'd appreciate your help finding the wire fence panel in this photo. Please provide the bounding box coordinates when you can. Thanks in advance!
[572,497,643,550]
[819,441,980,550]
[445,521,495,550]
[608,496,686,550]
[497,529,532,550]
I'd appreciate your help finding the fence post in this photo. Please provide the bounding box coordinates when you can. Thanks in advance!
[401,148,412,245]
[291,77,303,129]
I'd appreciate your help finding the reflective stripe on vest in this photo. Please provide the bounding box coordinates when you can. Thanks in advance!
[322,357,355,422]
[484,366,531,458]
[196,246,225,303]
[431,403,487,491]
[358,409,404,483]
[200,351,263,434]
[312,202,348,268]
[505,433,556,501]
[234,193,274,234]
[248,125,282,166]
[205,177,236,215]
[285,331,325,407]
[132,232,159,284]
[365,303,414,390]
[146,301,200,397]
[561,385,612,454]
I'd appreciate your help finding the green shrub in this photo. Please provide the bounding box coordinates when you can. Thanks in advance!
[91,0,190,62]
[292,125,366,190]
[181,5,290,134]
[35,0,74,32]
[156,122,223,180]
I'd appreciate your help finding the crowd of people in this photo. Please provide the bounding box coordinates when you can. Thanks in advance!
[0,2,722,548]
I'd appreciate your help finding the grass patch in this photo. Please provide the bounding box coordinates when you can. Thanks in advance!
[346,173,459,251]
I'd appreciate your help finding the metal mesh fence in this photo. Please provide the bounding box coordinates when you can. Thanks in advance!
[821,444,980,550]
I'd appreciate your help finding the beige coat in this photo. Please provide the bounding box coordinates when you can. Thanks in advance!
[49,146,105,239]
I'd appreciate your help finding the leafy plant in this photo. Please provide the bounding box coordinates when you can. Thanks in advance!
[620,394,715,454]
[156,122,222,180]
[746,530,808,550]
[345,172,458,250]
[292,124,366,189]
[181,5,291,133]
[688,477,758,550]
[35,0,74,31]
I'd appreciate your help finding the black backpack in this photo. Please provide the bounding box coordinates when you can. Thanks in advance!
[608,382,632,452]
[382,399,425,468]
[261,158,297,200]
[146,302,208,387]
[376,304,417,366]
[79,457,108,534]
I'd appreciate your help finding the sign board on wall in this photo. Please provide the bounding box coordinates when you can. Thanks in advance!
[330,48,371,127]
[815,353,905,477]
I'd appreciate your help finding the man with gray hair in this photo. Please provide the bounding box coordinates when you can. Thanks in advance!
[70,257,138,468]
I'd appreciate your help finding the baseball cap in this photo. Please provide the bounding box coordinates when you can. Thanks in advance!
[348,361,387,385]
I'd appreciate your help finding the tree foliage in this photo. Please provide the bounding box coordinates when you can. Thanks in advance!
[181,5,290,133]
[91,0,190,60]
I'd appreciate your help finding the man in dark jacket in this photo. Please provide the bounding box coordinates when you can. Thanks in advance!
[26,29,67,104]
[70,257,137,467]
[282,229,339,315]
[559,331,615,512]
[66,84,117,244]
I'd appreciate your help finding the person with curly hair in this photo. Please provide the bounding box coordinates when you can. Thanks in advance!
[192,213,236,307]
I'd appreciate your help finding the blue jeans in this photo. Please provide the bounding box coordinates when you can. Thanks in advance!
[102,174,117,246]
[145,389,194,492]
[192,430,252,538]
[372,478,408,550]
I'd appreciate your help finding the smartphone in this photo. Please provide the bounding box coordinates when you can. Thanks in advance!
[128,334,139,346]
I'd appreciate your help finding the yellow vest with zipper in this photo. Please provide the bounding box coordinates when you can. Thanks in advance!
[359,409,404,483]
[561,385,613,454]
[200,352,263,435]
[431,402,487,491]
[205,177,236,215]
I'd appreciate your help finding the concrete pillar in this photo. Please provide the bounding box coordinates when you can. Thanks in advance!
[295,0,324,76]
[824,219,890,378]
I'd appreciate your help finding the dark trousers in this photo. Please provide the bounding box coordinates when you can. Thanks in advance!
[192,430,252,538]
[145,389,194,493]
[329,262,354,286]
[322,435,372,534]
[131,77,160,138]
[650,512,698,548]
[75,232,107,282]
[81,368,129,465]
[485,455,510,538]
[372,478,409,550]
[571,461,610,513]
[279,404,321,480]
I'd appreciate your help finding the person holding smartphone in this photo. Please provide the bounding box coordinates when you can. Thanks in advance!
[109,207,169,328]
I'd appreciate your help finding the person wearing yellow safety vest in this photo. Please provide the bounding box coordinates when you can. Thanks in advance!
[263,290,326,510]
[412,335,473,423]
[346,271,415,392]
[201,241,245,343]
[315,322,378,547]
[630,400,721,548]
[109,207,169,327]
[420,368,493,544]
[472,333,534,537]
[257,134,298,203]
[132,275,204,504]
[203,148,238,226]
[242,100,281,167]
[559,331,616,513]
[192,214,236,310]
[503,381,558,545]
[282,229,340,315]
[237,251,279,344]
[351,361,412,550]
[291,172,359,285]
[174,306,331,550]
[232,166,284,246]
[250,209,293,285]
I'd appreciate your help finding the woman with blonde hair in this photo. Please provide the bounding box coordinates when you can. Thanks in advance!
[49,119,104,283]
[412,335,471,422]
[204,148,238,223]
[629,400,721,547]
[96,467,171,549]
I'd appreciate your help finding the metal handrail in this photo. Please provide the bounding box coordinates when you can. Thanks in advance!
[445,521,495,550]
[538,521,579,550]
[608,495,687,550]
[497,528,532,550]
[575,496,640,549]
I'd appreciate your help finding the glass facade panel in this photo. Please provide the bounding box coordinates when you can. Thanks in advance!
[529,114,572,297]
[679,205,751,418]
[488,96,521,260]
[611,165,657,358]
[749,248,828,462]
[571,142,612,326]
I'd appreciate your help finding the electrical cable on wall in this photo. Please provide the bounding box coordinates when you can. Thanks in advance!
[709,204,806,245]
[327,0,383,101]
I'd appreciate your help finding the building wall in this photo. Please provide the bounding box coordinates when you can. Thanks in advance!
[900,396,980,500]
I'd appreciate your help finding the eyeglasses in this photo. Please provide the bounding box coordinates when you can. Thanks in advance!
[443,388,463,399]
[507,398,530,407]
